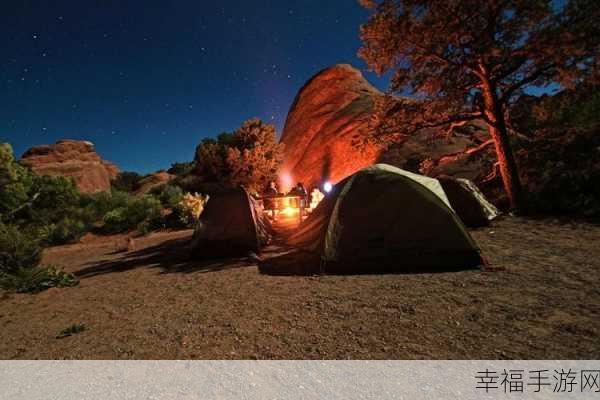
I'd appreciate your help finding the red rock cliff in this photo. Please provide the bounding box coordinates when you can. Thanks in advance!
[20,139,119,193]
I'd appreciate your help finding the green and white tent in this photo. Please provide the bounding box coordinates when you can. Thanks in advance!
[286,164,483,274]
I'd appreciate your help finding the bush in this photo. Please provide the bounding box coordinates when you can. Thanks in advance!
[102,207,129,234]
[102,196,163,234]
[175,193,210,227]
[82,190,129,218]
[43,217,88,246]
[151,184,183,208]
[0,223,41,274]
[111,171,142,193]
[0,223,77,293]
[0,265,77,293]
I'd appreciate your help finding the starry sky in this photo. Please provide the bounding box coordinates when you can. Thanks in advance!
[1,1,389,173]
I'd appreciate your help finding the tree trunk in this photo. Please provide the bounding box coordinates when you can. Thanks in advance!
[481,80,525,211]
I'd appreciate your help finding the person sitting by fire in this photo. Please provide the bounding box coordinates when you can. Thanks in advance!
[263,181,280,219]
[289,182,308,210]
[264,181,279,197]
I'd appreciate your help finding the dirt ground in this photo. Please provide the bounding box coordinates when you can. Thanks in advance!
[0,216,599,359]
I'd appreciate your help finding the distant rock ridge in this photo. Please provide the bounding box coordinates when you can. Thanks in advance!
[134,170,175,196]
[20,139,119,193]
[279,64,495,192]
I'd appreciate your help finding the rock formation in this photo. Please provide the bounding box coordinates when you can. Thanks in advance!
[20,140,119,193]
[279,64,496,192]
[279,64,382,192]
[133,170,176,196]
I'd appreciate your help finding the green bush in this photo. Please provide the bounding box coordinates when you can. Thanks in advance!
[102,207,129,234]
[81,190,129,218]
[102,196,163,234]
[43,217,88,246]
[151,184,183,208]
[0,223,42,274]
[0,265,77,293]
[111,171,142,193]
[0,223,76,293]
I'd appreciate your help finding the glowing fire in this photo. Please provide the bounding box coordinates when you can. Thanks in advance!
[279,171,294,193]
[281,206,299,217]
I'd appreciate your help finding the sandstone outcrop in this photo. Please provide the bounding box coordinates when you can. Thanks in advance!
[279,64,382,191]
[20,140,119,193]
[134,170,176,195]
[279,64,495,191]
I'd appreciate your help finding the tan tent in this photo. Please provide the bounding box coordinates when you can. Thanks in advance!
[190,188,271,259]
[437,176,500,227]
[262,164,483,274]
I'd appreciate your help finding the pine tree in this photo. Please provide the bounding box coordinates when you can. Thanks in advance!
[359,0,599,210]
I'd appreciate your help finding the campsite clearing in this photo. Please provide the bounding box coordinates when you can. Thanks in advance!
[0,216,599,359]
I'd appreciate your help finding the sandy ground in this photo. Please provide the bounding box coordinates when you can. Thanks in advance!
[0,216,599,359]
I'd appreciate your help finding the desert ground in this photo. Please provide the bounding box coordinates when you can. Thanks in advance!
[0,216,599,359]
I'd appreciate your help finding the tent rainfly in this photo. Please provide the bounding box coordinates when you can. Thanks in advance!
[281,164,484,274]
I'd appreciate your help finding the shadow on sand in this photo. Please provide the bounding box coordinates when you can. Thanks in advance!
[75,236,255,279]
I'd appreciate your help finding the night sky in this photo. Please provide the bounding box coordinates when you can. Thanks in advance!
[1,1,389,173]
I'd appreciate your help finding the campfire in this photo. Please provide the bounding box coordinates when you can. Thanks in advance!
[260,194,306,220]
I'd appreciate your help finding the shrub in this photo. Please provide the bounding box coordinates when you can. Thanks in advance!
[0,265,77,293]
[0,223,77,293]
[151,184,183,208]
[102,207,129,234]
[57,323,86,338]
[0,223,41,274]
[175,193,209,227]
[82,190,129,218]
[111,171,142,193]
[102,196,163,234]
[43,217,88,246]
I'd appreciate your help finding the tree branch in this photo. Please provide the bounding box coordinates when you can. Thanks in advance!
[499,63,556,103]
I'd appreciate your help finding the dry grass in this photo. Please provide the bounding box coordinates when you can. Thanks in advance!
[0,216,599,359]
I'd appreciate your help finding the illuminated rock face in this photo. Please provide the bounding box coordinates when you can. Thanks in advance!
[279,64,383,192]
[21,139,119,193]
[280,64,495,193]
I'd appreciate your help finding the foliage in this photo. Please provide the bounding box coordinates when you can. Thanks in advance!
[518,124,600,217]
[194,118,284,194]
[175,193,210,227]
[102,195,163,234]
[150,184,184,208]
[57,323,86,338]
[0,265,77,293]
[0,223,42,274]
[167,161,196,176]
[0,144,35,217]
[512,82,600,134]
[358,0,599,209]
[0,223,77,293]
[111,171,142,193]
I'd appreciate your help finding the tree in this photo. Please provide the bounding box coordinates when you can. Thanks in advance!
[358,0,599,210]
[111,171,142,193]
[194,118,284,193]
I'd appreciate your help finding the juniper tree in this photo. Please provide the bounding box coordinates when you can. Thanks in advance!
[359,0,599,210]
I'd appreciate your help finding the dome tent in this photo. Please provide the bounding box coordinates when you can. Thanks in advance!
[190,187,271,259]
[437,175,500,227]
[263,164,483,274]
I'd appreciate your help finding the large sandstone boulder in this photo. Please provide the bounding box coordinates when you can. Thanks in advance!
[280,64,496,192]
[279,64,382,191]
[133,170,176,196]
[20,140,119,193]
